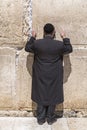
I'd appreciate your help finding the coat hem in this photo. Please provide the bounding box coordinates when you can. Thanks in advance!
[31,98,64,106]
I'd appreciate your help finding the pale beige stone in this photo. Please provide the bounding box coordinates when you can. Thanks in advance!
[0,0,23,47]
[0,47,17,108]
[0,117,51,130]
[64,49,87,109]
[16,49,34,109]
[13,118,51,130]
[67,118,87,130]
[52,118,69,130]
[32,0,87,45]
[0,117,87,130]
[0,0,87,111]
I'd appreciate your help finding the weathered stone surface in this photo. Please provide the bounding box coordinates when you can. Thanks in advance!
[32,0,87,45]
[0,0,87,111]
[67,118,87,130]
[0,0,23,47]
[0,117,87,130]
[0,109,87,117]
[0,47,16,108]
[52,118,69,130]
[64,48,87,109]
[0,117,51,130]
[16,49,33,109]
[0,111,33,117]
[22,0,32,41]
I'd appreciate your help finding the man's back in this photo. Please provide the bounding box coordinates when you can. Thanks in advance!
[32,36,65,63]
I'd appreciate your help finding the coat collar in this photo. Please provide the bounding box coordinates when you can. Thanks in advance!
[44,35,53,39]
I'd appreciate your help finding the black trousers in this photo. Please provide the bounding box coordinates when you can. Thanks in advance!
[37,105,56,120]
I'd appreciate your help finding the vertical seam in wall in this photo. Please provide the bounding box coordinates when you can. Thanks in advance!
[29,0,32,37]
[22,0,32,40]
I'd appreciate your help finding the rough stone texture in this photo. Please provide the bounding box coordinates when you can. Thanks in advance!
[0,0,23,47]
[32,0,87,45]
[0,47,17,109]
[52,118,69,130]
[64,49,87,109]
[67,118,87,130]
[0,117,51,130]
[22,0,32,44]
[0,0,87,112]
[0,109,87,117]
[16,49,33,109]
[0,117,87,130]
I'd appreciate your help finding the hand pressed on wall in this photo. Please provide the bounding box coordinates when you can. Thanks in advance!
[32,31,37,38]
[60,31,66,39]
[24,30,37,38]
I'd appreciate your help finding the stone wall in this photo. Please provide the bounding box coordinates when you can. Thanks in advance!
[0,0,87,111]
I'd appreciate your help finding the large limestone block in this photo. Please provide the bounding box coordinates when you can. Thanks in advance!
[0,47,17,109]
[16,49,34,110]
[0,0,23,47]
[33,0,87,45]
[64,48,87,109]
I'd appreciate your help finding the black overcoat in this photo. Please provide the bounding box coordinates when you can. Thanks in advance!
[25,36,73,105]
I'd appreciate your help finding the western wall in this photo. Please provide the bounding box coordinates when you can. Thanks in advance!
[0,0,87,116]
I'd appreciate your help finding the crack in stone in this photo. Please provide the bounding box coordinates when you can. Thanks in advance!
[22,0,32,39]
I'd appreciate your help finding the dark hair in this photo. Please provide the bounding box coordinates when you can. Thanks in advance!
[44,23,55,34]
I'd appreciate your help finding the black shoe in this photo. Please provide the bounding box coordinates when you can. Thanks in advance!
[37,119,46,125]
[47,117,57,125]
[47,114,57,125]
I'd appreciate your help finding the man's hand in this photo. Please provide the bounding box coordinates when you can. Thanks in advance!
[24,30,37,38]
[60,32,66,39]
[32,31,37,38]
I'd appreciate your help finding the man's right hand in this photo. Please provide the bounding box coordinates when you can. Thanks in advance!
[32,31,37,38]
[60,32,66,39]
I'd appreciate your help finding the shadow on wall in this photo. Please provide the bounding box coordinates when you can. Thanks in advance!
[63,55,72,83]
[26,53,72,116]
[26,53,34,77]
[56,55,72,116]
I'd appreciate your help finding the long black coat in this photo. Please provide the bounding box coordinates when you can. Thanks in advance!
[25,36,73,105]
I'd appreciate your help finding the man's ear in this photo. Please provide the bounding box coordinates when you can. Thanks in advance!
[52,31,56,39]
[43,32,46,38]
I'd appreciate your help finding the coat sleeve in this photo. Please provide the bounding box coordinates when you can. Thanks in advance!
[25,36,36,53]
[62,38,73,55]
